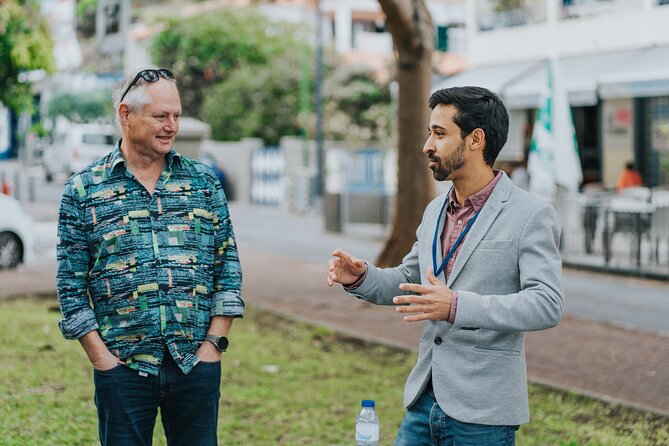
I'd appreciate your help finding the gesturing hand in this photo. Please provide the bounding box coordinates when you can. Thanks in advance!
[327,249,366,287]
[393,268,453,322]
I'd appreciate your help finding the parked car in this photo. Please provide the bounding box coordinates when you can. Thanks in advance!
[0,194,35,269]
[44,123,116,182]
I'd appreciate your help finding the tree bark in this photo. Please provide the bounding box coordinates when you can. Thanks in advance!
[376,0,435,267]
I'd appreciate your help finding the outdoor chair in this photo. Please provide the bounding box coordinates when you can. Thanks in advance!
[604,196,655,266]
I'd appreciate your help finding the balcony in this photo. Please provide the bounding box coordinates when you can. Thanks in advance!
[561,0,642,20]
[477,0,547,31]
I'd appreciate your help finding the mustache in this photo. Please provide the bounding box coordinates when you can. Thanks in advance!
[428,153,441,163]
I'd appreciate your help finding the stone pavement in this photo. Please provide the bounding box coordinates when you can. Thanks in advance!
[2,234,668,418]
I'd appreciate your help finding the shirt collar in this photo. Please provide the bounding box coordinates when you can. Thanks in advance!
[109,139,182,174]
[448,170,503,213]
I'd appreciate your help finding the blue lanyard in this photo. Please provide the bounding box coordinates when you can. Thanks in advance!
[432,188,481,278]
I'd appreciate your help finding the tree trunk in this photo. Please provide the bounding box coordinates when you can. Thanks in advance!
[376,0,435,267]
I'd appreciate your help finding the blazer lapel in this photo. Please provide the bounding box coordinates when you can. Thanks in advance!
[446,175,512,287]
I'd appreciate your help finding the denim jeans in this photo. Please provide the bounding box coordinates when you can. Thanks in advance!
[394,386,519,446]
[93,352,221,446]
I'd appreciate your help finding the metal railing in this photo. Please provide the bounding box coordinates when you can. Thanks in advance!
[556,188,669,279]
[250,146,285,207]
[561,0,642,19]
[477,0,547,31]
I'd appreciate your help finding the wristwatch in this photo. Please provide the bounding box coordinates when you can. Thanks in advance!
[204,334,229,352]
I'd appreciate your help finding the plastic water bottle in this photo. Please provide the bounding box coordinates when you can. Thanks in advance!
[355,399,379,446]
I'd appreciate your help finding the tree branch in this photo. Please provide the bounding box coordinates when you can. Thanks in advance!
[377,0,433,67]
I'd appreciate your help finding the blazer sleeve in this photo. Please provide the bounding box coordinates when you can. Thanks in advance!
[345,213,427,306]
[453,202,565,331]
[346,240,421,305]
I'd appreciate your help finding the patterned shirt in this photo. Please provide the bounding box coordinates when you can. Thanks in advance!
[57,142,244,376]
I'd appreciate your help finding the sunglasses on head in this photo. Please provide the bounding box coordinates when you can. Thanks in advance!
[119,68,175,103]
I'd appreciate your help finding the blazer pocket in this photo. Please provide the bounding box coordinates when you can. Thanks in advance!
[472,346,521,357]
[478,239,512,250]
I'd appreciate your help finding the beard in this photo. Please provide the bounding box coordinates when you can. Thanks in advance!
[429,139,466,181]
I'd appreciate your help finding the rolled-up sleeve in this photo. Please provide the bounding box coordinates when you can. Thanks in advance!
[57,178,98,339]
[210,177,244,318]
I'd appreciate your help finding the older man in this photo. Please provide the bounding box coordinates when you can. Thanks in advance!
[56,68,243,445]
[328,86,564,445]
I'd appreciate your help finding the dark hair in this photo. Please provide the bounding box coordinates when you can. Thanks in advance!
[625,161,636,170]
[428,86,509,166]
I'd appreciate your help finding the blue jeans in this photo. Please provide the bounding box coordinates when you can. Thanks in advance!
[394,387,519,446]
[93,352,221,446]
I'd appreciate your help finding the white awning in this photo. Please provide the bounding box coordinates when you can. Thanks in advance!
[432,60,540,96]
[599,46,669,99]
[502,50,638,109]
[432,46,668,110]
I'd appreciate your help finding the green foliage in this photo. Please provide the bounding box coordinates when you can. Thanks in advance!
[76,0,97,38]
[150,7,392,145]
[494,0,526,12]
[201,52,307,146]
[0,0,55,113]
[48,90,113,122]
[661,157,669,175]
[29,122,47,138]
[2,298,669,445]
[323,64,394,142]
[150,8,304,119]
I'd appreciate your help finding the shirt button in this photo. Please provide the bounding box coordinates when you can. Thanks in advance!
[457,220,463,225]
[434,337,443,345]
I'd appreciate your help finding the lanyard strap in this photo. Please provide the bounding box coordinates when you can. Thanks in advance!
[432,190,481,278]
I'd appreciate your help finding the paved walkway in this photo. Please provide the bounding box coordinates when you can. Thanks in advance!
[237,247,669,417]
[2,215,669,417]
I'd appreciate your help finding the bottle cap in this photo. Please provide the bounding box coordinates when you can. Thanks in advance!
[361,399,375,407]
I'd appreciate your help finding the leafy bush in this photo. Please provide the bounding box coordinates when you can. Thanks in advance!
[150,7,393,145]
[0,0,54,112]
[150,9,304,119]
[76,0,97,38]
[323,64,394,142]
[48,90,113,122]
[202,53,307,146]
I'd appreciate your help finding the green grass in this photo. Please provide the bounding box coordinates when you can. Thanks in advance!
[0,297,667,445]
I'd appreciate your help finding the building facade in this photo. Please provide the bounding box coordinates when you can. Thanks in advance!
[438,0,669,188]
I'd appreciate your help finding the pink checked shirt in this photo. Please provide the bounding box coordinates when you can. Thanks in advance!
[444,171,502,323]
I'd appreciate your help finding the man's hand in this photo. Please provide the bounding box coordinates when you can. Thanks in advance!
[393,268,453,322]
[79,330,124,371]
[91,351,124,371]
[196,340,222,363]
[328,249,366,287]
[197,316,232,363]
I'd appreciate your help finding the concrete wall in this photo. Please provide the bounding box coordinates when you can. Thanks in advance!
[202,138,262,203]
[173,117,211,160]
[202,135,395,206]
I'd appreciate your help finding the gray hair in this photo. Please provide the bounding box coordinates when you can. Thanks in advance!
[113,68,178,125]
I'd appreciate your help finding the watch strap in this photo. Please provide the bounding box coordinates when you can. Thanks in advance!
[205,334,228,352]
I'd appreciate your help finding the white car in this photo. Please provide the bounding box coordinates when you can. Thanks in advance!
[44,123,116,182]
[0,194,35,269]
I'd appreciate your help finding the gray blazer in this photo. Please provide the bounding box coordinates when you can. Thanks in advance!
[348,173,564,426]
